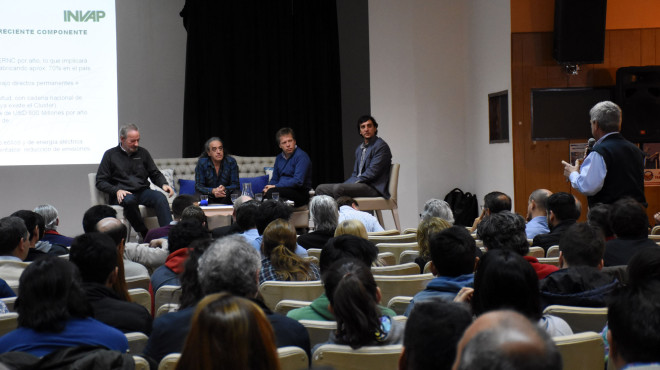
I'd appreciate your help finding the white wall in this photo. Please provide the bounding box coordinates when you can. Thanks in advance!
[0,0,186,237]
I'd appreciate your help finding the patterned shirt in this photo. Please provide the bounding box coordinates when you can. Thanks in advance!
[259,258,320,285]
[194,156,239,196]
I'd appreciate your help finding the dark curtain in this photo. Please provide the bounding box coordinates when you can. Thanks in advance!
[180,0,344,186]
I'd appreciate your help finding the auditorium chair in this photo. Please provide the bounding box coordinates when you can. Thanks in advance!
[367,229,400,236]
[378,252,397,266]
[0,312,18,336]
[158,353,180,370]
[387,296,413,315]
[274,299,312,315]
[125,332,149,354]
[553,331,604,370]
[399,250,420,265]
[277,346,309,370]
[299,320,337,348]
[312,344,403,370]
[368,232,416,245]
[128,288,152,315]
[354,163,401,231]
[375,273,434,305]
[371,262,420,276]
[375,242,419,264]
[546,245,560,258]
[543,305,608,334]
[154,285,182,313]
[258,281,324,310]
[527,246,545,258]
[133,356,149,370]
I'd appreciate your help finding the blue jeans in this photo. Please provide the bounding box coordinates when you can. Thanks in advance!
[114,188,172,235]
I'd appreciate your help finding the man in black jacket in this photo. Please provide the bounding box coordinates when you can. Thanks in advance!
[532,192,579,252]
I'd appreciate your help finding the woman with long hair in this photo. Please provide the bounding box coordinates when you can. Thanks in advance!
[415,217,452,273]
[194,137,240,204]
[176,293,280,370]
[259,219,320,284]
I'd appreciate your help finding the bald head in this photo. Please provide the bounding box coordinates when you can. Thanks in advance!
[527,189,552,220]
[453,310,561,370]
[95,217,127,247]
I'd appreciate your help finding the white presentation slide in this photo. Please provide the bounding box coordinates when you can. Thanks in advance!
[0,0,117,166]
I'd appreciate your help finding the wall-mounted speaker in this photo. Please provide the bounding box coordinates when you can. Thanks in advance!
[553,0,607,64]
[616,66,660,143]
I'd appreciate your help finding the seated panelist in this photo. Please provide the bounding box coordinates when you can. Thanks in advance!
[195,137,239,204]
[262,127,312,207]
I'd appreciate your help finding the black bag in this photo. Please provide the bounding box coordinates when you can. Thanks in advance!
[444,188,478,227]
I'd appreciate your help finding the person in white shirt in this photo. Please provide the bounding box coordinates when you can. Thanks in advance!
[336,196,384,233]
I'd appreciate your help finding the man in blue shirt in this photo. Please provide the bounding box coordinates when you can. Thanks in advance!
[525,189,552,239]
[263,127,312,207]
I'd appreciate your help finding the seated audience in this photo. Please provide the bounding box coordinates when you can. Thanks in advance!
[335,219,369,239]
[298,195,338,249]
[405,226,476,315]
[143,235,310,363]
[144,194,195,243]
[460,249,572,337]
[420,198,455,224]
[259,219,320,284]
[478,211,558,279]
[33,204,73,252]
[211,195,252,238]
[0,257,128,356]
[194,137,239,205]
[69,232,152,335]
[399,299,472,370]
[453,310,562,370]
[471,191,512,232]
[336,196,385,233]
[532,192,579,251]
[540,223,618,308]
[415,217,452,273]
[180,205,208,230]
[175,293,279,370]
[10,210,49,261]
[151,219,209,292]
[317,259,404,350]
[287,235,396,321]
[0,216,29,296]
[236,200,261,244]
[587,203,614,241]
[525,189,552,239]
[604,197,658,266]
[254,199,307,257]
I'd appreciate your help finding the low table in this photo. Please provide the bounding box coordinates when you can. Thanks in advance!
[200,204,234,218]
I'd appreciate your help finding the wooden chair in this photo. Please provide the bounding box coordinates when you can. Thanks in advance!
[125,332,149,354]
[0,312,18,336]
[278,346,309,370]
[158,353,180,370]
[368,233,417,245]
[156,303,180,318]
[259,281,324,310]
[300,320,337,348]
[354,163,401,231]
[378,252,396,266]
[376,242,419,264]
[1,297,16,312]
[307,248,322,260]
[546,245,560,258]
[543,305,608,334]
[553,332,604,370]
[274,300,312,315]
[374,273,434,306]
[527,246,545,258]
[128,288,152,315]
[126,276,151,291]
[133,356,150,370]
[402,228,417,235]
[367,229,400,236]
[372,262,420,276]
[387,296,413,315]
[312,344,403,370]
[399,250,419,265]
[154,285,182,312]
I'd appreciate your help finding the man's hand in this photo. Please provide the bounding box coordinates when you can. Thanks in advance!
[149,239,165,248]
[162,184,175,197]
[263,184,276,193]
[453,287,474,303]
[116,189,132,203]
[212,186,226,198]
[561,160,580,179]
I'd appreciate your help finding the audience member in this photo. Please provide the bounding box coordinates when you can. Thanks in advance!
[399,299,472,370]
[0,216,29,295]
[420,198,455,224]
[336,196,385,233]
[587,203,614,241]
[194,137,239,205]
[540,223,618,308]
[10,210,48,261]
[144,194,195,243]
[470,191,512,232]
[298,195,338,249]
[525,189,552,239]
[33,204,73,252]
[69,232,152,334]
[180,205,208,230]
[287,235,395,321]
[210,195,252,238]
[177,239,213,311]
[235,200,261,244]
[334,219,368,239]
[0,257,128,356]
[143,235,310,363]
[405,226,476,315]
[532,192,579,251]
[604,197,658,266]
[414,217,452,273]
[452,310,562,370]
[259,219,320,284]
[175,293,280,370]
[254,199,307,257]
[82,204,117,233]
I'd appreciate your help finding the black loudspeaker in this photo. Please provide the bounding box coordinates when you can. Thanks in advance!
[616,66,660,143]
[553,0,607,64]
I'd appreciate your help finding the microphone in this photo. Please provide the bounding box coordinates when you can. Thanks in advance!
[586,138,596,155]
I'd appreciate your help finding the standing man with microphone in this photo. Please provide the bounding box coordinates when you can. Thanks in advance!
[562,101,646,207]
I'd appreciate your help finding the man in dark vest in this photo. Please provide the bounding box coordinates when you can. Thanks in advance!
[562,101,646,207]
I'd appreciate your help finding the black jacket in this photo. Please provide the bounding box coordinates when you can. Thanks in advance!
[532,219,576,252]
[540,266,619,308]
[83,282,153,335]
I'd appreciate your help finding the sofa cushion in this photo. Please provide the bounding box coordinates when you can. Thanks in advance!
[239,175,269,194]
[149,168,175,196]
[178,179,196,195]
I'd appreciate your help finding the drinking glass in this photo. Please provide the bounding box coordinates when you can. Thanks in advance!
[230,193,239,204]
[272,192,280,201]
[200,195,209,206]
[255,193,263,202]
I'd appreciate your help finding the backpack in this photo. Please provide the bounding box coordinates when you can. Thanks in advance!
[444,188,478,227]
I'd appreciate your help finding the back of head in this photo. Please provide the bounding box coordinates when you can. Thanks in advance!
[172,195,196,220]
[256,200,293,235]
[421,198,455,224]
[176,292,279,370]
[528,189,551,212]
[336,196,356,208]
[235,200,260,231]
[404,299,472,370]
[324,259,381,349]
[477,211,529,255]
[262,219,312,281]
[484,192,512,214]
[559,223,605,267]
[309,195,338,232]
[33,204,58,231]
[197,235,261,297]
[320,235,378,274]
[70,232,118,285]
[429,226,476,277]
[96,217,127,246]
[82,205,117,233]
[181,205,207,227]
[334,219,368,239]
[417,217,452,259]
[11,210,43,241]
[590,100,622,133]
[611,198,648,239]
[472,249,541,321]
[587,203,614,238]
[546,192,579,222]
[168,218,209,254]
[0,217,28,256]
[179,239,214,309]
[17,256,91,332]
[627,247,660,289]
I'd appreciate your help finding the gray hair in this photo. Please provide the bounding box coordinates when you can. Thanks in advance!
[528,189,551,212]
[590,101,621,133]
[197,235,261,298]
[310,195,338,232]
[202,137,223,157]
[421,199,455,224]
[119,123,139,139]
[33,204,58,231]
